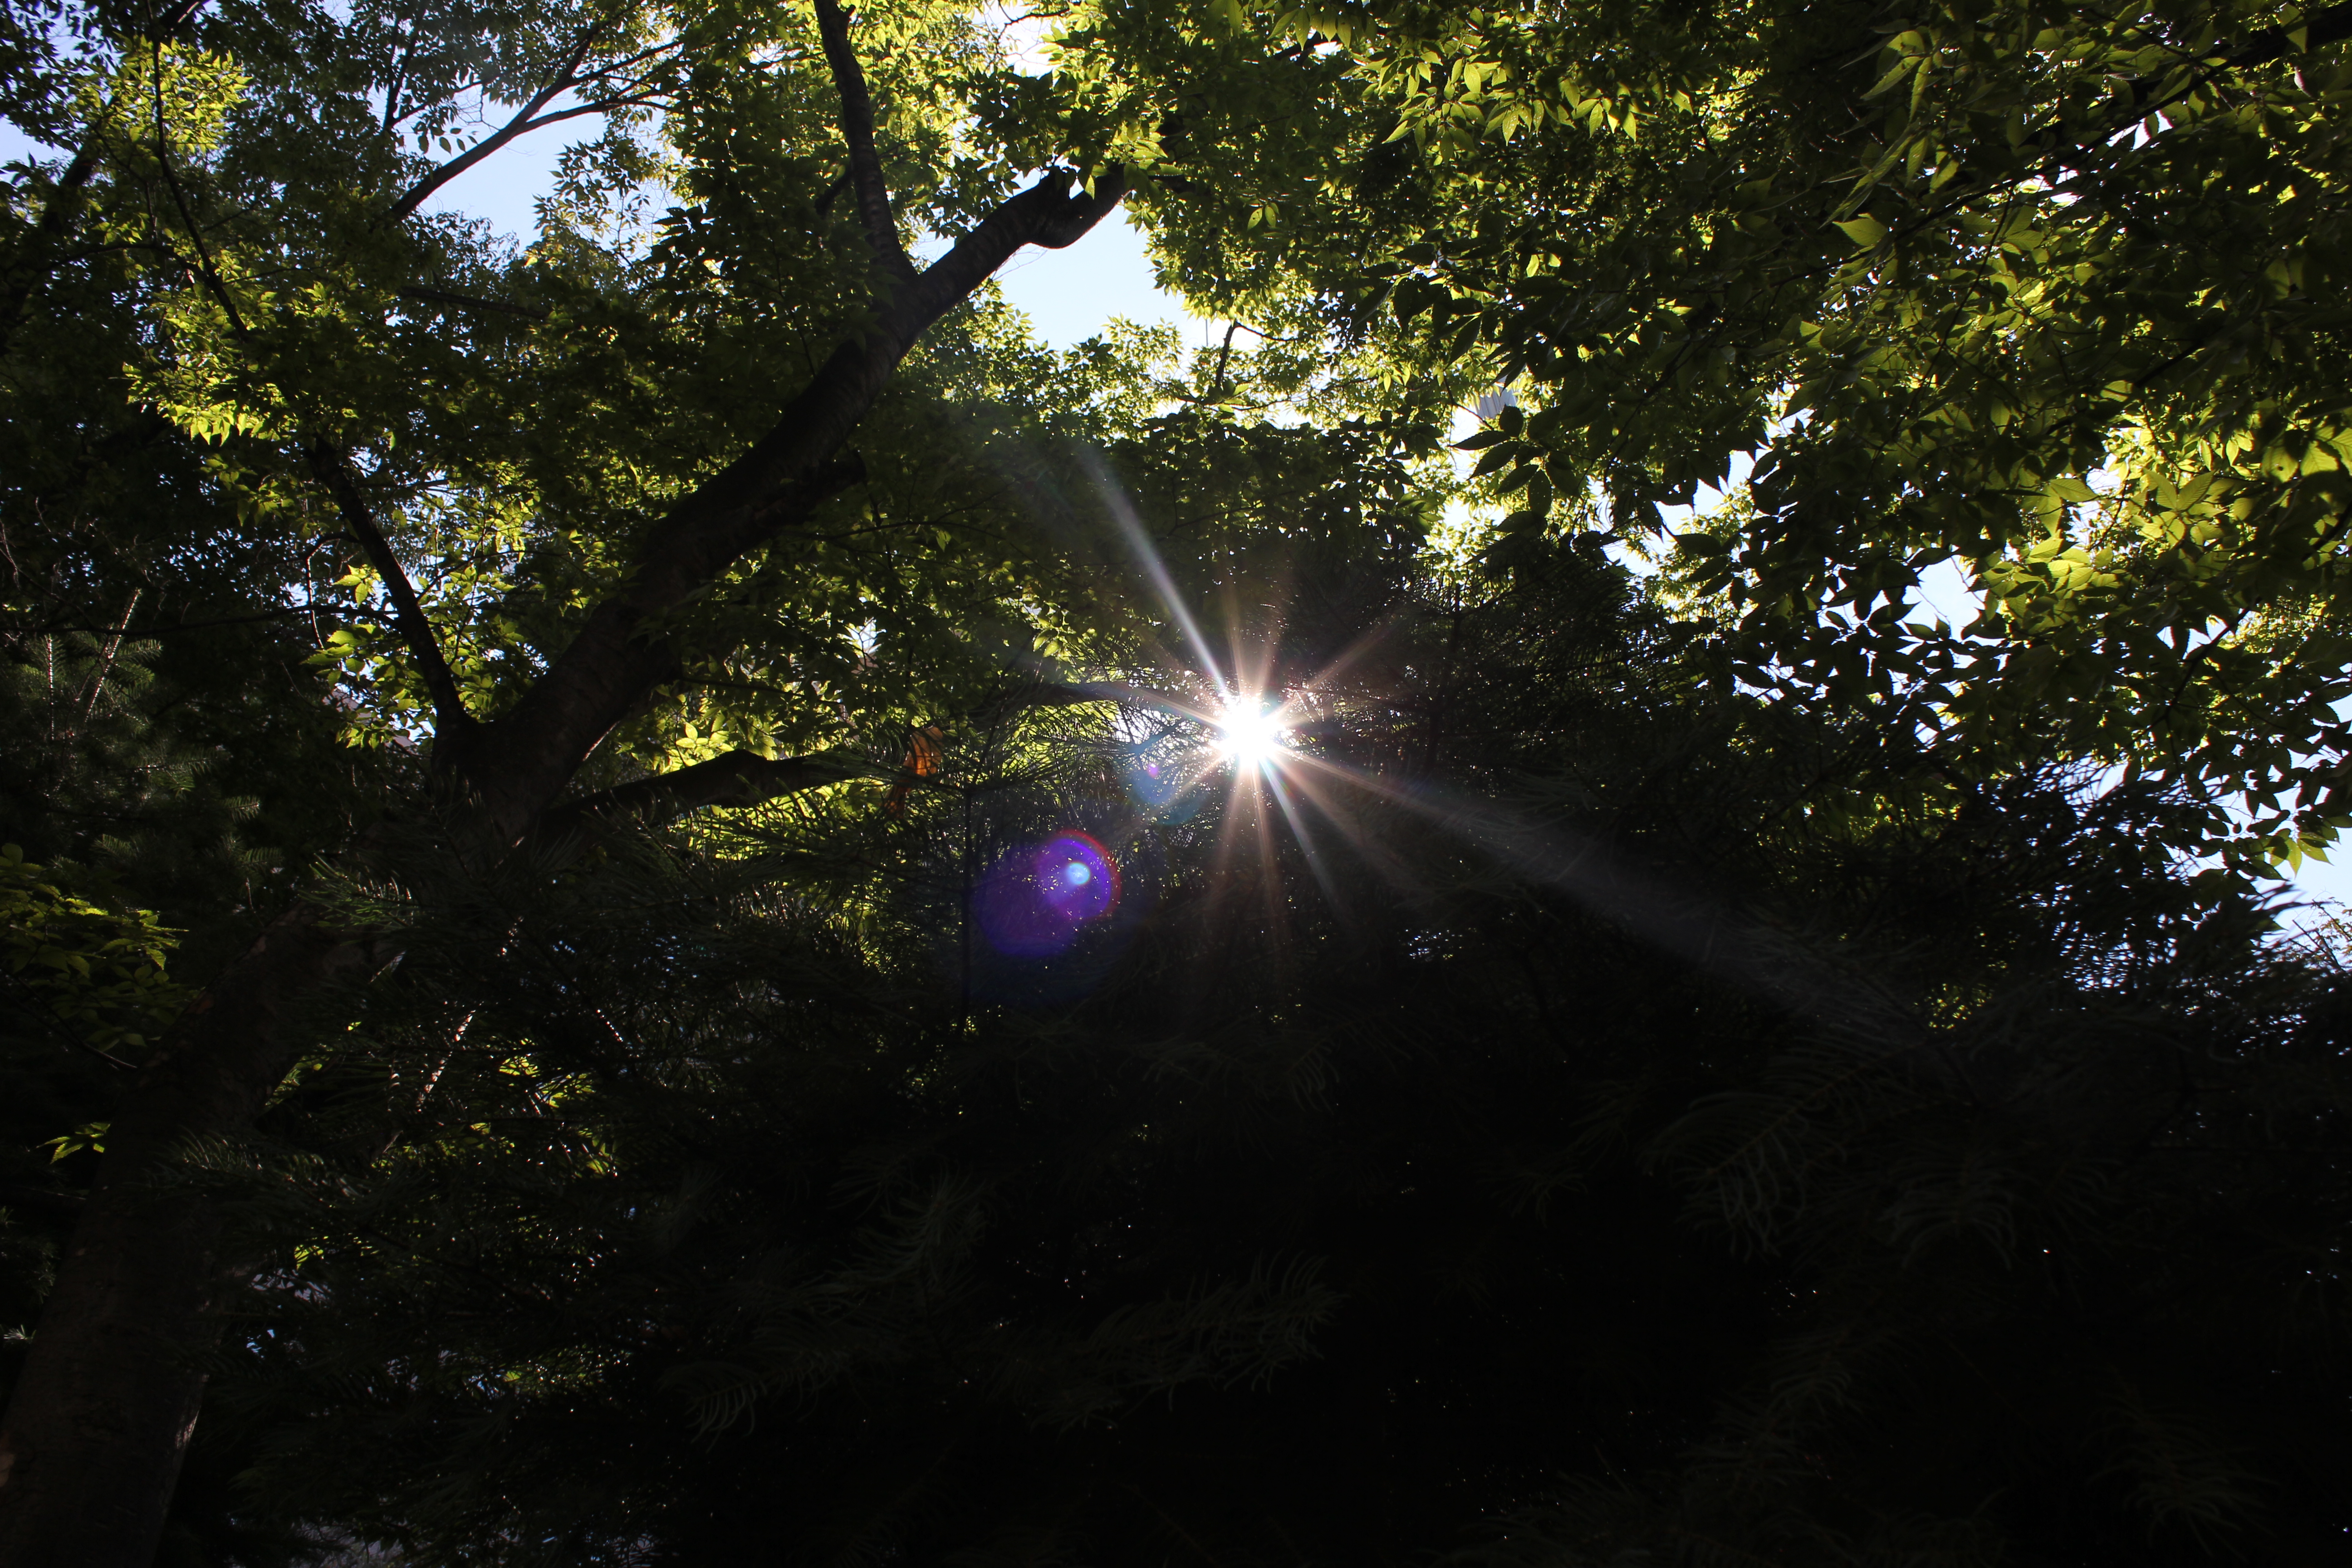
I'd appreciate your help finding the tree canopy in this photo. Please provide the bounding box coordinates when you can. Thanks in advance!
[4,0,2351,1563]
[1064,0,2352,862]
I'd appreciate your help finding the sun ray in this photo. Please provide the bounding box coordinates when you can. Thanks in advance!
[1263,764,1349,914]
[1068,449,1793,1008]
[1083,452,1230,696]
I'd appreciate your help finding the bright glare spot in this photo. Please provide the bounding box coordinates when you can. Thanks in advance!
[1063,861,1092,886]
[1217,701,1286,766]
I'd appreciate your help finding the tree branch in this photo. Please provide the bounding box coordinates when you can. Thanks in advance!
[1000,677,1209,725]
[910,164,1129,317]
[473,165,1124,838]
[146,0,211,38]
[382,27,601,222]
[0,50,1136,1552]
[0,116,110,358]
[538,749,869,845]
[458,0,2331,843]
[1936,0,2352,225]
[549,678,1188,841]
[382,9,414,137]
[386,93,665,224]
[2220,0,2352,69]
[814,0,915,280]
[303,439,475,738]
[24,608,315,637]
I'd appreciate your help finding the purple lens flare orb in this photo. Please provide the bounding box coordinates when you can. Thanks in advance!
[977,830,1122,956]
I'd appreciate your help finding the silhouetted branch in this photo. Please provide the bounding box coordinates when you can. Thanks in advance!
[541,750,870,845]
[304,439,475,736]
[382,24,683,221]
[813,0,915,280]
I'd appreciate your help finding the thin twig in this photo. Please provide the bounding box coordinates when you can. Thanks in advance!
[149,41,247,337]
[29,608,318,637]
[79,589,141,725]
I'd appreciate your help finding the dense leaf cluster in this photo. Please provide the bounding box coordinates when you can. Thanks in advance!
[191,545,2352,1566]
[6,0,2352,1563]
[1060,0,2352,867]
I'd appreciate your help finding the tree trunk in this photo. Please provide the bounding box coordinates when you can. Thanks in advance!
[0,903,382,1568]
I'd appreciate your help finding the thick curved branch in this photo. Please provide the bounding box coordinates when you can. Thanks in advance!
[813,0,915,280]
[475,167,1125,837]
[304,439,475,737]
[539,749,868,847]
[902,163,1128,328]
[3,36,1133,1559]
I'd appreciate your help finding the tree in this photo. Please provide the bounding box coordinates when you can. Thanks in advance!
[1053,0,2352,869]
[10,0,2352,1560]
[0,0,1190,1554]
[181,529,2352,1565]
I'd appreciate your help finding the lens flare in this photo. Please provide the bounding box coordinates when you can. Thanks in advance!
[1217,702,1287,767]
[977,831,1121,956]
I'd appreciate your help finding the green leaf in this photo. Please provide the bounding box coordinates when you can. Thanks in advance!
[1471,443,1524,478]
[1864,55,1921,99]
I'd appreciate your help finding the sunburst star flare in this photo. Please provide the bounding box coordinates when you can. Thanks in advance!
[1215,701,1288,767]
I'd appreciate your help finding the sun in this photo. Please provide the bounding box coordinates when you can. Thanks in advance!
[1216,701,1287,767]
